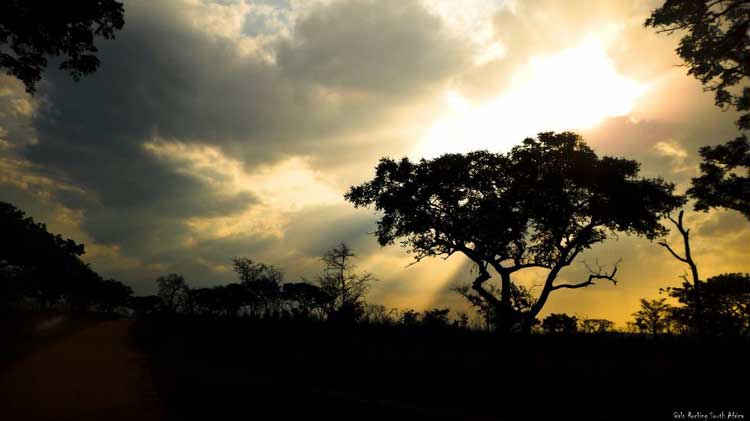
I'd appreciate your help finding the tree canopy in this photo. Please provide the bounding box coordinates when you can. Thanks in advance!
[666,273,750,336]
[346,132,684,333]
[687,134,750,219]
[646,0,750,130]
[0,201,131,312]
[0,0,125,93]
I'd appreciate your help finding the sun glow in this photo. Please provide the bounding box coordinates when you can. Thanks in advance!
[416,39,648,157]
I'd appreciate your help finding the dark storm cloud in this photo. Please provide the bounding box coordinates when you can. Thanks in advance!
[277,0,467,95]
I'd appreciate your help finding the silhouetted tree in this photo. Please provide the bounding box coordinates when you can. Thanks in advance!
[0,1,125,93]
[658,210,705,331]
[317,243,375,322]
[454,312,470,329]
[156,273,189,314]
[0,201,88,308]
[646,1,750,220]
[346,132,684,333]
[421,308,451,328]
[232,258,283,317]
[282,281,331,319]
[646,0,750,130]
[666,273,750,336]
[129,295,162,317]
[93,278,133,314]
[400,309,421,327]
[362,303,396,325]
[631,298,674,336]
[541,313,578,334]
[580,318,615,334]
[686,135,750,220]
[453,282,536,331]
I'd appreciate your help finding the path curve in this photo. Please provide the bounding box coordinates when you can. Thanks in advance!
[0,320,165,421]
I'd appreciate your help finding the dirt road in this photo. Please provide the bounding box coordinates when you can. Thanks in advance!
[0,320,165,421]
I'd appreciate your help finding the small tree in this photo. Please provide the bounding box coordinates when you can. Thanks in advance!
[580,318,615,334]
[94,278,133,314]
[317,243,375,322]
[400,309,421,327]
[346,132,683,333]
[631,298,674,336]
[421,308,451,328]
[542,313,578,334]
[156,273,189,314]
[232,257,283,317]
[282,281,331,319]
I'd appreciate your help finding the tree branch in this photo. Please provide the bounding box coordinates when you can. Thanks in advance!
[551,259,620,291]
[658,240,689,263]
[471,264,499,306]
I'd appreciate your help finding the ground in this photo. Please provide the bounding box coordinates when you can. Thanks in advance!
[0,320,165,421]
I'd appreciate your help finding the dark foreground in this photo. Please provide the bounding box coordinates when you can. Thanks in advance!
[136,317,749,421]
[0,319,165,421]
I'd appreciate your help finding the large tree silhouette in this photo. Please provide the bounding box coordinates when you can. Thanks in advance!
[0,0,125,93]
[646,1,750,219]
[346,132,684,333]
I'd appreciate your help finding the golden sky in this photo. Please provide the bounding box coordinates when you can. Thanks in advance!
[0,0,747,327]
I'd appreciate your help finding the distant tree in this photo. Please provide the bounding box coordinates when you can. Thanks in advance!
[686,135,750,220]
[362,303,396,325]
[282,281,331,319]
[346,132,684,333]
[421,308,451,328]
[631,298,674,336]
[580,318,615,334]
[317,243,375,322]
[453,312,470,329]
[188,287,219,317]
[400,309,421,327]
[129,295,162,317]
[666,273,750,336]
[0,1,125,94]
[94,278,133,314]
[232,257,283,316]
[541,313,578,334]
[646,0,750,130]
[156,274,189,314]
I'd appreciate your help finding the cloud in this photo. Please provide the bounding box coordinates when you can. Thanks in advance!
[277,0,468,95]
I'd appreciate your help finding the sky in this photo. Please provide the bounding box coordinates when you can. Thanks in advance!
[1,0,748,326]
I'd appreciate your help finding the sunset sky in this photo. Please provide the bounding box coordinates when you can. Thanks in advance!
[1,0,748,326]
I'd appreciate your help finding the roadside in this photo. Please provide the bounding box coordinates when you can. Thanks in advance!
[0,319,166,421]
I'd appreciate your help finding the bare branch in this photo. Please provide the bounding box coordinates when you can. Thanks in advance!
[551,259,620,291]
[658,240,689,263]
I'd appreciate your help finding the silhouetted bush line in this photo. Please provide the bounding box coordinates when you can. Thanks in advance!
[134,313,750,420]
